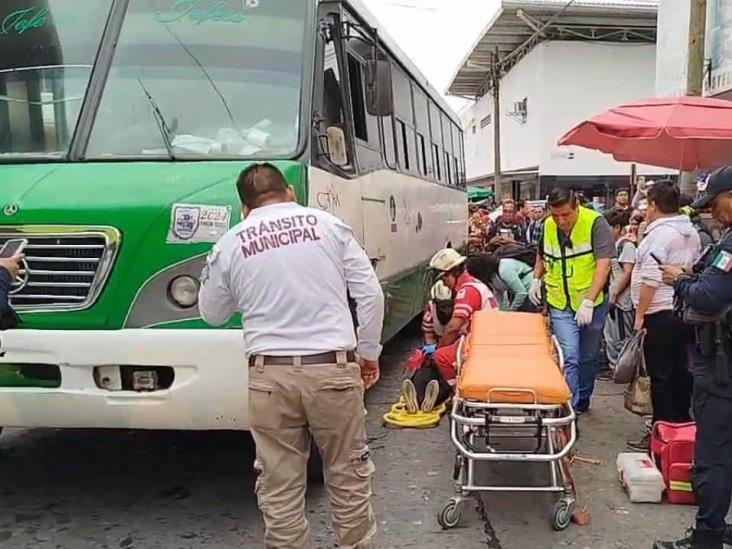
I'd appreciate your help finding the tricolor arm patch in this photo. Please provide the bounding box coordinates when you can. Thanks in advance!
[712,250,732,272]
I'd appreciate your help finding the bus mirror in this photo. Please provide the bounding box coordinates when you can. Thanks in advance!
[366,59,393,117]
[325,126,348,167]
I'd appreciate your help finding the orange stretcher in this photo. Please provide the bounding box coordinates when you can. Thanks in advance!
[458,311,571,405]
[438,311,578,532]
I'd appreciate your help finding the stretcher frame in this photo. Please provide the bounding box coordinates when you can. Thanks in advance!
[438,335,579,531]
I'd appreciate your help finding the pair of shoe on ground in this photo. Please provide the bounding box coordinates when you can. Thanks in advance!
[400,379,440,414]
[654,525,732,548]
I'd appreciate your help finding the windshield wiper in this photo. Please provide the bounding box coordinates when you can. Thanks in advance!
[163,25,238,130]
[137,78,176,159]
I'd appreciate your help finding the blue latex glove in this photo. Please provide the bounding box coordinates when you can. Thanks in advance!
[421,344,436,355]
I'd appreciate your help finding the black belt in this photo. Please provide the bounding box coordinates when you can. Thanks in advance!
[248,351,356,367]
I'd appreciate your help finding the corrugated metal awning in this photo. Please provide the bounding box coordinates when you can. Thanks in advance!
[447,0,658,98]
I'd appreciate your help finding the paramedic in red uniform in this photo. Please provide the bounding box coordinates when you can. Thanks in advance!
[198,163,384,549]
[401,248,498,413]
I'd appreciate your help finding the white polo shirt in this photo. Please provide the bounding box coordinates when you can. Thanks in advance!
[198,201,384,361]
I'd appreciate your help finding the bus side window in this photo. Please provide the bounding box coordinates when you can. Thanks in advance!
[345,47,382,172]
[347,54,369,142]
[433,144,441,182]
[323,66,343,127]
[428,101,443,183]
[411,84,431,178]
[418,133,428,176]
[396,119,409,171]
[318,38,353,172]
[381,112,397,170]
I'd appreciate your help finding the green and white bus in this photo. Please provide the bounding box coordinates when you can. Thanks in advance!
[0,0,467,432]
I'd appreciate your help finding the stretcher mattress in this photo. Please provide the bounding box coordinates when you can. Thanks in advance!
[458,311,571,405]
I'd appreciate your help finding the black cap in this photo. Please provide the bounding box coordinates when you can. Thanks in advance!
[692,166,732,209]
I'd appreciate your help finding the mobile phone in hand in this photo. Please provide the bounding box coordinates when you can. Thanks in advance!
[0,238,27,259]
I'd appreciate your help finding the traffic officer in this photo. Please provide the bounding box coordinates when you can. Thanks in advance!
[654,166,732,549]
[529,188,614,412]
[198,163,384,549]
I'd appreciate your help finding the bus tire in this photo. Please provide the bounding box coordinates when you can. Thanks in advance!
[307,440,324,483]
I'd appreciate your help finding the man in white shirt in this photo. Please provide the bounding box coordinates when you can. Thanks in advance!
[629,181,700,451]
[199,163,384,549]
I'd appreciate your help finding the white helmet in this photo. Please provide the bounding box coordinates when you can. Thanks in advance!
[430,280,452,301]
[429,248,466,273]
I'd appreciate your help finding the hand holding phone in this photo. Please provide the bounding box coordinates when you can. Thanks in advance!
[0,238,27,259]
[0,239,27,281]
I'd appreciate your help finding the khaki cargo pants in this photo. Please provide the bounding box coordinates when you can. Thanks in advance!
[249,354,377,548]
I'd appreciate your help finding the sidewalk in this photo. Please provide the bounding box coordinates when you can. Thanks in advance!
[365,335,695,549]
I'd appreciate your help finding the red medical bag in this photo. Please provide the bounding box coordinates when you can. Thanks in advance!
[650,422,697,505]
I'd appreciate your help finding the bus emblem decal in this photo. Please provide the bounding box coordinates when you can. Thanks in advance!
[3,203,18,216]
[172,205,201,240]
[168,203,231,244]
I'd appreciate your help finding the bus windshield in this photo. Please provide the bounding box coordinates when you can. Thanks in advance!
[86,0,308,159]
[0,1,114,158]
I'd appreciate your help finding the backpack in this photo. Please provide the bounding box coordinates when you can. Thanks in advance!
[493,242,537,268]
[693,221,714,249]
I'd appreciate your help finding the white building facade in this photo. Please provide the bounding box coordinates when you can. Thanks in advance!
[449,0,669,202]
[656,0,732,100]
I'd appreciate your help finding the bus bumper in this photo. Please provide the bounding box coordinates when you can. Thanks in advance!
[0,329,249,430]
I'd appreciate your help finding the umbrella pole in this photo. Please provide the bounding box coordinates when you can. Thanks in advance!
[630,163,637,198]
[491,49,503,199]
[678,140,697,196]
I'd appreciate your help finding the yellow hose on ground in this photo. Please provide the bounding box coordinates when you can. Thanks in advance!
[382,397,448,429]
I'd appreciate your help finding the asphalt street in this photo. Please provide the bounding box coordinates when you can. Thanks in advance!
[0,325,694,548]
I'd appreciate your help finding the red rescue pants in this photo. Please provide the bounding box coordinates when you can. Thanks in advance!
[435,342,459,386]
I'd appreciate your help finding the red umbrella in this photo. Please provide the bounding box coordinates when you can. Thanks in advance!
[558,96,732,171]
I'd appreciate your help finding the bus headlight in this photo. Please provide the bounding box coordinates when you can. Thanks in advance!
[168,276,200,308]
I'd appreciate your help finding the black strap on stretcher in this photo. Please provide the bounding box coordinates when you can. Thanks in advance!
[483,412,545,454]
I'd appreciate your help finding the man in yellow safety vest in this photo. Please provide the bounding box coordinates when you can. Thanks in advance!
[529,188,614,413]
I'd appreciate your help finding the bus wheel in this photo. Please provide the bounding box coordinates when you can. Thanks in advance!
[307,440,324,483]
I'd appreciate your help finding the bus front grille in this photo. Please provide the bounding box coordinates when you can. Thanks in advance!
[0,228,120,312]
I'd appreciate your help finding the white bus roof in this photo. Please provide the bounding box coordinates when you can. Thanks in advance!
[335,0,461,126]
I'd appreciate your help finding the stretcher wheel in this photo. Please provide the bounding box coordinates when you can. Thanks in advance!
[438,499,463,530]
[550,500,572,531]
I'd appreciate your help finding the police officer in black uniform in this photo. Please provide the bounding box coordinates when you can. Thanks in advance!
[654,166,732,549]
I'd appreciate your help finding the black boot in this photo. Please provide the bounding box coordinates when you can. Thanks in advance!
[654,528,723,549]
